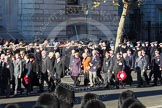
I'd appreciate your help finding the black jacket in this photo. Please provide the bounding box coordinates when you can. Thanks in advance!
[102,57,110,73]
[53,57,65,78]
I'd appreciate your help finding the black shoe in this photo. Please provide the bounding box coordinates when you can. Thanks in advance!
[20,89,24,95]
[136,85,141,88]
[101,79,104,84]
[115,85,119,89]
[38,90,44,93]
[89,85,94,88]
[5,95,10,98]
[13,94,18,97]
[76,80,81,86]
[26,91,32,96]
[151,84,157,86]
[104,85,108,88]
[160,79,162,85]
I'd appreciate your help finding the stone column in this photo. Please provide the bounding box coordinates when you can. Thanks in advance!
[0,0,2,25]
[4,0,18,32]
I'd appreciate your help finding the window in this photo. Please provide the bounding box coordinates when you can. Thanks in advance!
[159,9,162,33]
[66,24,88,39]
[66,0,83,15]
[67,0,79,5]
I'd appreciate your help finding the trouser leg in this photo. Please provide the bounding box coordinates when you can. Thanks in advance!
[89,72,93,86]
[14,77,19,95]
[103,72,108,86]
[92,72,96,85]
[97,69,104,83]
[6,80,10,97]
[40,73,48,92]
[84,73,89,86]
[48,77,55,92]
[74,76,79,86]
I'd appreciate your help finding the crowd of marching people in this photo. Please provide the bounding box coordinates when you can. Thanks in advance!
[0,38,162,97]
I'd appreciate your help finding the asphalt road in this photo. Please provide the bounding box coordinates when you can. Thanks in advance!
[0,73,162,108]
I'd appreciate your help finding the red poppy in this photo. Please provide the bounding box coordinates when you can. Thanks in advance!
[117,71,127,81]
[24,76,30,84]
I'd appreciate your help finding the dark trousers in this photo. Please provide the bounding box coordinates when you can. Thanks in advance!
[4,79,10,97]
[124,67,133,85]
[97,68,104,83]
[40,73,49,91]
[84,73,89,86]
[137,70,148,86]
[114,72,119,87]
[71,76,79,86]
[153,70,162,85]
[149,70,154,81]
[10,77,15,94]
[22,77,33,93]
[55,73,61,85]
[0,77,4,95]
[0,77,10,96]
[48,78,55,92]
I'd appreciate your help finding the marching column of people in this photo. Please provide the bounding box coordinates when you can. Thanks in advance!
[0,40,162,97]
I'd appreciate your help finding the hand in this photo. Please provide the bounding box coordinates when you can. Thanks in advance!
[131,68,134,71]
[47,70,50,73]
[142,70,145,73]
[18,75,21,78]
[48,76,51,81]
[10,79,13,82]
[93,66,96,69]
[100,71,103,74]
[87,66,90,70]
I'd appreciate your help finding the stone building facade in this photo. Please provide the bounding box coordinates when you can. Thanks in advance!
[0,0,161,42]
[0,0,119,42]
[141,0,162,41]
[125,0,162,42]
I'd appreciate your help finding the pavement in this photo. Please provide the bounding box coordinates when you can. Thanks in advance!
[0,73,162,108]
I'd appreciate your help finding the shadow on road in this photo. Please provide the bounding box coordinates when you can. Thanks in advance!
[1,87,162,108]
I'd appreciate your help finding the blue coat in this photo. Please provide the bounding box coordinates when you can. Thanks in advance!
[89,56,100,72]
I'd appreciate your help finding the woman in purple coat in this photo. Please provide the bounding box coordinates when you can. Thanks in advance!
[70,52,81,86]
